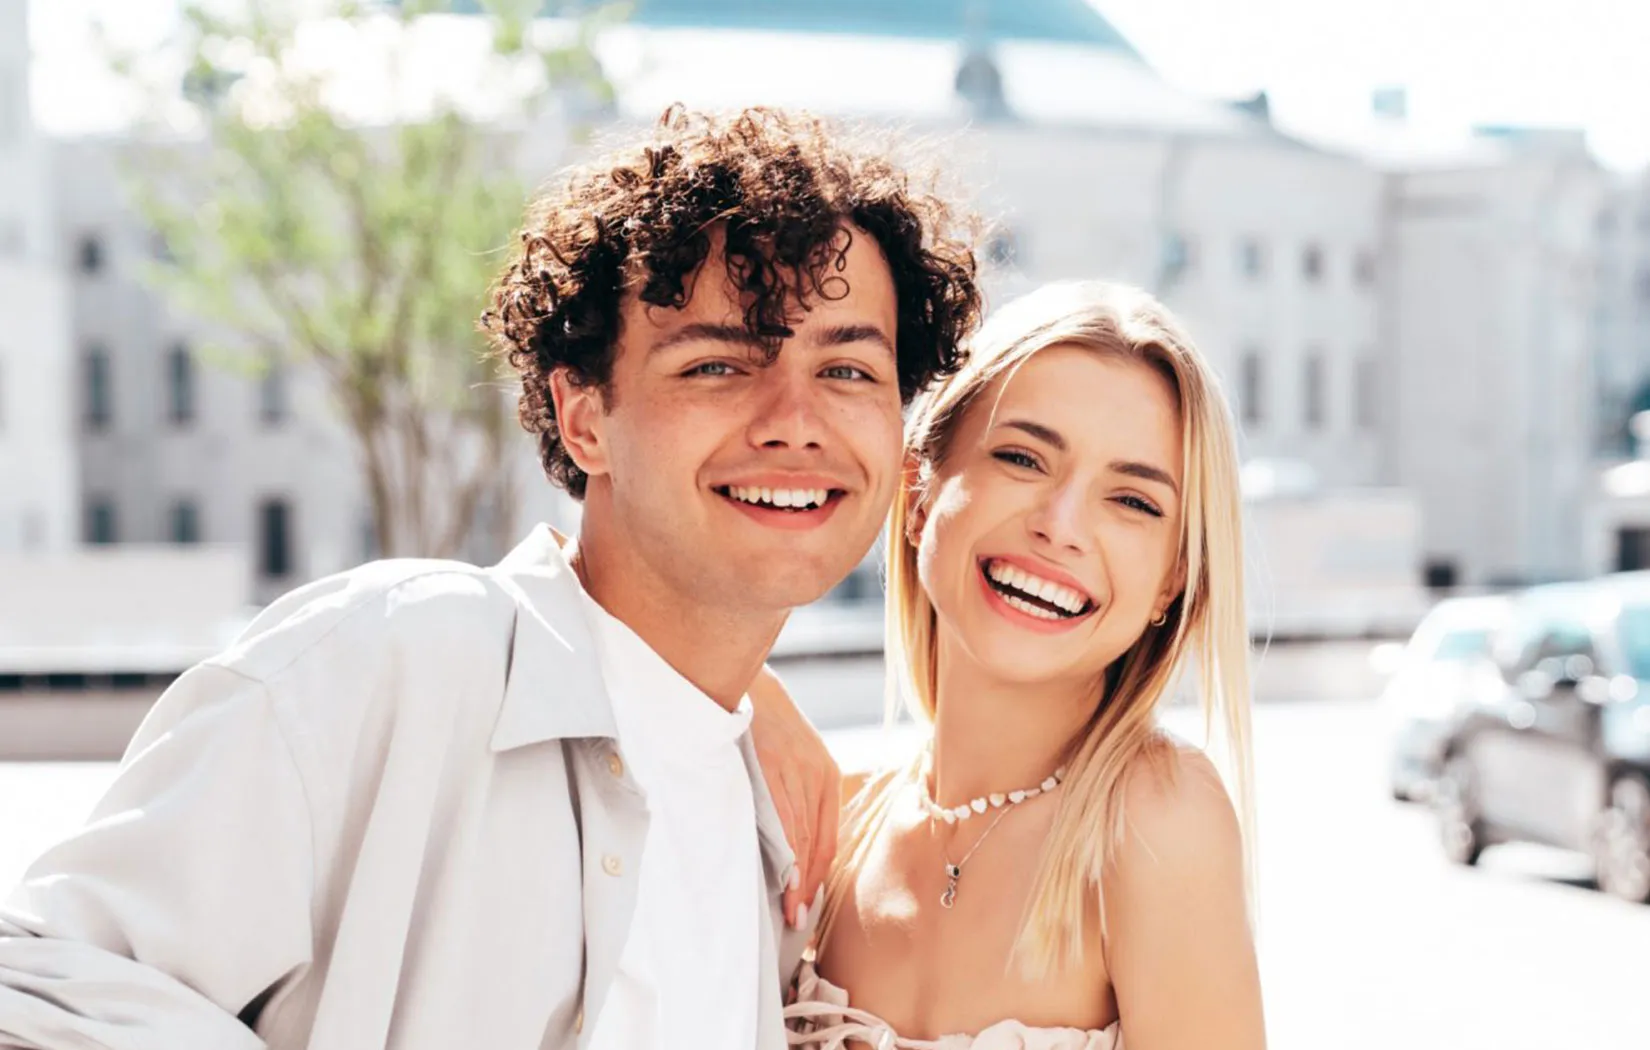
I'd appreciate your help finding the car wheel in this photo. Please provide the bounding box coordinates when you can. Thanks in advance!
[1433,755,1485,866]
[1594,773,1650,904]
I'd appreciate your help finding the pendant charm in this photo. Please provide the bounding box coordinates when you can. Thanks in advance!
[941,863,961,909]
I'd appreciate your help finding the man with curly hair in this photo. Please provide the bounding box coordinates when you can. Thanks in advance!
[0,106,981,1050]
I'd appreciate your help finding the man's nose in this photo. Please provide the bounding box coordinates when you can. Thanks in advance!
[748,365,828,450]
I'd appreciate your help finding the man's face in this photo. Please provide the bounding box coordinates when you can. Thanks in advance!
[558,225,904,617]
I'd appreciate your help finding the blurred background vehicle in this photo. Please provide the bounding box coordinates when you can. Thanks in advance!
[1431,575,1650,903]
[1379,593,1512,802]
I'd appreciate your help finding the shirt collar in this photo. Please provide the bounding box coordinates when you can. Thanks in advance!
[488,524,619,751]
[487,523,797,879]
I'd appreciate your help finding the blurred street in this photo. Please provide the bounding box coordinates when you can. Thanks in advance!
[4,646,1647,1050]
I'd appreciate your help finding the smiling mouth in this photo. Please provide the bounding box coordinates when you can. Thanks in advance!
[980,558,1096,621]
[713,485,846,512]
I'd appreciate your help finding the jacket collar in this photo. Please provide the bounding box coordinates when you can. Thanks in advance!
[488,524,619,750]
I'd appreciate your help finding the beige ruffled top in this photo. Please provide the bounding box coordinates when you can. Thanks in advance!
[784,961,1123,1050]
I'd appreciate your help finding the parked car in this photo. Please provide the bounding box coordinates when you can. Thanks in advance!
[1431,577,1650,903]
[1381,595,1512,801]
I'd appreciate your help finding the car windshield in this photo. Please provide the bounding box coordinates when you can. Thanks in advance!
[1431,628,1493,662]
[1618,603,1650,680]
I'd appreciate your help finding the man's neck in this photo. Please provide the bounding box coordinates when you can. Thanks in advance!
[570,524,784,712]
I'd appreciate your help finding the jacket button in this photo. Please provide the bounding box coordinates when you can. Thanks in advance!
[602,854,623,877]
[606,752,624,778]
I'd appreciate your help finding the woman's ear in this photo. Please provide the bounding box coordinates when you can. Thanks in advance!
[549,369,610,480]
[1155,560,1189,621]
[902,451,928,547]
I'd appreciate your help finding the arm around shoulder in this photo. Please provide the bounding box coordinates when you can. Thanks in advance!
[1101,746,1265,1050]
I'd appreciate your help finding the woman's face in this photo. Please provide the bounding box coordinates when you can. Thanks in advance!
[914,344,1187,690]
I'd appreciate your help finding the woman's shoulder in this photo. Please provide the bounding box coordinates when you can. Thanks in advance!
[1109,734,1244,888]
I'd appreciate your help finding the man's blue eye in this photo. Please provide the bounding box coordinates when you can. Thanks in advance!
[686,362,738,377]
[822,365,871,381]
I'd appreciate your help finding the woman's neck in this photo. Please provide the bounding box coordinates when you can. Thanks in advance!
[927,634,1102,809]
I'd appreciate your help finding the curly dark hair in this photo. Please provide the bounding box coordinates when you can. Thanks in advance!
[480,105,984,499]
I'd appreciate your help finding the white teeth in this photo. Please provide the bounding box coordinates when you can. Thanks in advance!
[985,559,1088,615]
[1003,592,1062,620]
[724,486,829,510]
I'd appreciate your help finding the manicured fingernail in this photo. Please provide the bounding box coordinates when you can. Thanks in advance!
[787,866,801,892]
[794,903,809,929]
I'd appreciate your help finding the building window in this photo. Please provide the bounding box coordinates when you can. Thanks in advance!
[77,234,104,275]
[984,228,1018,268]
[1162,232,1194,279]
[1637,267,1650,305]
[170,500,201,544]
[84,346,112,430]
[167,342,195,426]
[258,498,294,578]
[1301,244,1325,283]
[1240,350,1264,426]
[1304,352,1326,429]
[259,360,288,425]
[1423,558,1459,590]
[1238,237,1266,278]
[1356,356,1379,429]
[1354,250,1377,287]
[85,498,117,545]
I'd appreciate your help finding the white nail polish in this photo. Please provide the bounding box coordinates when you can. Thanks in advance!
[794,903,809,930]
[787,866,801,892]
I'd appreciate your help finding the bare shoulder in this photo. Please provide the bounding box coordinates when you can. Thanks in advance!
[1110,736,1244,890]
[1101,736,1265,1047]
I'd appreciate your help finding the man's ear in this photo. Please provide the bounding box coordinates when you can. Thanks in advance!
[549,369,611,480]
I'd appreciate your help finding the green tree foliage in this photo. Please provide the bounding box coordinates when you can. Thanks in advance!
[113,0,613,558]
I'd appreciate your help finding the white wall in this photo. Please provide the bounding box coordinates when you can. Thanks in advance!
[1385,151,1612,585]
[0,0,77,554]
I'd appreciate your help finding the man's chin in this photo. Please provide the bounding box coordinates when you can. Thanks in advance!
[716,566,847,616]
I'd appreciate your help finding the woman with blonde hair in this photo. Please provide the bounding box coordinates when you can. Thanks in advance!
[779,281,1265,1048]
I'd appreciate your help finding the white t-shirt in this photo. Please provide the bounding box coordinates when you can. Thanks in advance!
[578,589,763,1050]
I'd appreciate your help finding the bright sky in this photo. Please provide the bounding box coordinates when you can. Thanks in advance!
[25,0,1650,172]
[1098,0,1650,172]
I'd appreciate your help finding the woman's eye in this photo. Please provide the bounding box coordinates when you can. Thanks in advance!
[820,364,873,381]
[684,361,740,377]
[991,449,1042,471]
[1117,494,1164,518]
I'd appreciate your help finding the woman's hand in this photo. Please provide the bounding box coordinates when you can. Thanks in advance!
[749,665,841,930]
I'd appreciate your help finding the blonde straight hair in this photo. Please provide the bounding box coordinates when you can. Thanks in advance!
[818,280,1255,978]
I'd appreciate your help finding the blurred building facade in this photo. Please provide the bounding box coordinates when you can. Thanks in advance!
[0,0,76,555]
[6,0,1650,595]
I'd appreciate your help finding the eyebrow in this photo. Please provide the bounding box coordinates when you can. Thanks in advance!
[1001,419,1181,497]
[649,321,895,358]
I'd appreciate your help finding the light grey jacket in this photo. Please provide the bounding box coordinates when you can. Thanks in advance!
[0,526,810,1050]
